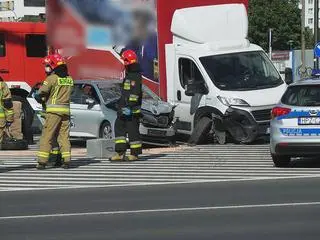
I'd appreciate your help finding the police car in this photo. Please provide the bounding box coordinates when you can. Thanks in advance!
[270,78,320,167]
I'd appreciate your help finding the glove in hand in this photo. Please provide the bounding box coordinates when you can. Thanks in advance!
[122,107,132,116]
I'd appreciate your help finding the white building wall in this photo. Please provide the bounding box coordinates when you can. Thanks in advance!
[300,0,320,31]
[0,0,45,21]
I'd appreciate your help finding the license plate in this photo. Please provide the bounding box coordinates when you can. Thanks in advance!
[298,117,320,125]
[147,129,167,137]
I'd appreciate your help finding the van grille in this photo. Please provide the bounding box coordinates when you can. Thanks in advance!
[251,109,272,121]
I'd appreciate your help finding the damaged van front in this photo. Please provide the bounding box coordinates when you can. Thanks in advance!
[166,4,288,145]
[200,49,287,144]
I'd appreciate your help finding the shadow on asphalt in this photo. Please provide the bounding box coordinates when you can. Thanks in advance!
[106,154,168,163]
[0,158,101,173]
[67,158,100,169]
[289,158,320,168]
[137,154,167,162]
[0,164,35,173]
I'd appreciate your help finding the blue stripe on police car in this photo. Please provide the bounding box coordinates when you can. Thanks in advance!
[280,128,320,136]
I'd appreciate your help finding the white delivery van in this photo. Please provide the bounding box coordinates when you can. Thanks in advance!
[165,4,290,144]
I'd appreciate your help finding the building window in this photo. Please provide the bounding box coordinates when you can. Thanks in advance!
[0,33,6,57]
[25,34,47,57]
[24,0,46,7]
[308,8,313,14]
[308,0,314,4]
[0,1,14,11]
[308,18,314,24]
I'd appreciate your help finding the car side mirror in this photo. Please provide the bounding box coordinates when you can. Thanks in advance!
[85,98,95,107]
[284,68,293,85]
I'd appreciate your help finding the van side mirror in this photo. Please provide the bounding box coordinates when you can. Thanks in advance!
[284,68,293,85]
[185,85,196,96]
[185,82,208,97]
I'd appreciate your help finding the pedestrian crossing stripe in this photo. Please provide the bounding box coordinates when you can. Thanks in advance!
[1,145,320,191]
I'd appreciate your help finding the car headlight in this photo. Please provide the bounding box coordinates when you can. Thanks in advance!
[217,96,250,107]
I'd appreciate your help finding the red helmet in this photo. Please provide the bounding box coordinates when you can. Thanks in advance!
[42,53,66,70]
[121,50,138,66]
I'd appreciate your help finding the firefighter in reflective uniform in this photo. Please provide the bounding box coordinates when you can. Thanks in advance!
[110,50,143,161]
[0,77,14,144]
[39,101,63,167]
[35,54,73,169]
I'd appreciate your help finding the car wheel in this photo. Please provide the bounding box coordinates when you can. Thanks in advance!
[189,117,212,145]
[272,154,291,167]
[99,121,113,140]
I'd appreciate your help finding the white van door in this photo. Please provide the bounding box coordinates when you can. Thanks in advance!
[172,55,208,134]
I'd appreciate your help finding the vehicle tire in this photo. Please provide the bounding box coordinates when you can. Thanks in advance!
[272,154,291,167]
[99,121,113,139]
[189,117,212,145]
[0,139,28,150]
[12,95,34,145]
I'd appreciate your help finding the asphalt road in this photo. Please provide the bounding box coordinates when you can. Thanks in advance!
[1,177,320,240]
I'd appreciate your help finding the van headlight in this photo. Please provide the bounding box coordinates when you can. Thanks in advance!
[217,96,250,107]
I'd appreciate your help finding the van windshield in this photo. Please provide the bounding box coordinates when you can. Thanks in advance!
[200,51,283,91]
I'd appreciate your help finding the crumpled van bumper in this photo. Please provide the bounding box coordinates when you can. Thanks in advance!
[214,107,269,143]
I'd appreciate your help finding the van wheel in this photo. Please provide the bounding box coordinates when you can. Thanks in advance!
[272,155,291,167]
[99,121,113,140]
[188,117,212,145]
[12,96,34,144]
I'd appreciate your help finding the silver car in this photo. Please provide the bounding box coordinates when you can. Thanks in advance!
[28,80,176,144]
[270,79,320,167]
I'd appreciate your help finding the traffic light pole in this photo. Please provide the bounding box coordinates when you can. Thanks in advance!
[315,0,319,70]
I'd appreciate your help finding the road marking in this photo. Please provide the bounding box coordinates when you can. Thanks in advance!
[1,174,320,192]
[1,201,320,220]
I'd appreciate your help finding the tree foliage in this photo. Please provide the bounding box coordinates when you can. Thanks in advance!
[248,0,314,51]
[20,15,45,23]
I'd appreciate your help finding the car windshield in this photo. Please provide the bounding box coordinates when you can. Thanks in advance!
[97,82,160,103]
[200,51,283,91]
[281,85,320,106]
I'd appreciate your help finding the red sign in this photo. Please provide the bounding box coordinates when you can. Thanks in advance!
[271,51,290,61]
[47,0,86,56]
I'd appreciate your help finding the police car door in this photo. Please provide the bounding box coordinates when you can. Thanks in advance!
[70,84,102,138]
[279,84,320,139]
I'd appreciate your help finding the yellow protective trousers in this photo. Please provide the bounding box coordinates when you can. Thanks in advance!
[0,117,5,143]
[37,113,71,164]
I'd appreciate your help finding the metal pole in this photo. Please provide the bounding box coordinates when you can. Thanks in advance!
[269,28,272,59]
[301,0,306,77]
[315,0,319,69]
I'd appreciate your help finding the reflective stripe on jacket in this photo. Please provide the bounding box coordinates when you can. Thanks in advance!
[46,104,70,114]
[39,75,73,116]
